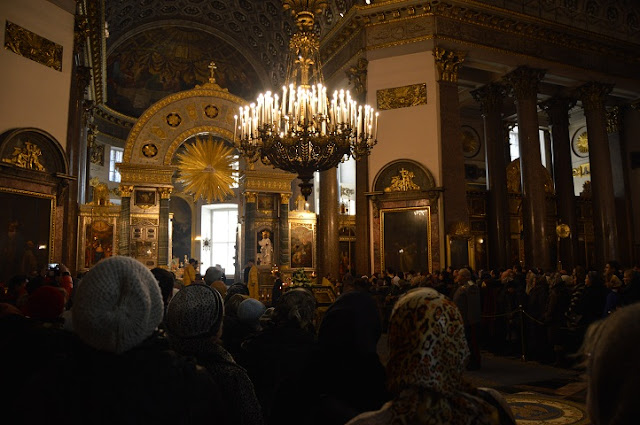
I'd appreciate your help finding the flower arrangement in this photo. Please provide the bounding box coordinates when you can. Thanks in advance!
[291,268,312,287]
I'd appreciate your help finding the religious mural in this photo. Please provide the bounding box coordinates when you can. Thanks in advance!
[84,220,114,268]
[291,224,313,268]
[170,197,192,262]
[256,229,274,266]
[106,27,261,117]
[381,207,430,273]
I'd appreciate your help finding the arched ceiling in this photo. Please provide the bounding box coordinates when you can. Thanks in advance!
[106,26,262,117]
[102,0,359,117]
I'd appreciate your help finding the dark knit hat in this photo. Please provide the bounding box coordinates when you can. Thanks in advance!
[166,284,224,342]
[237,298,266,328]
[25,286,65,321]
[72,256,164,354]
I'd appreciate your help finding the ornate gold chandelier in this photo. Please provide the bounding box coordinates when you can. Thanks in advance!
[234,0,378,199]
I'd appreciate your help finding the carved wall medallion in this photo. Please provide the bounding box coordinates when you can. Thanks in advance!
[376,83,427,110]
[4,21,63,71]
[166,113,182,127]
[572,129,589,158]
[204,104,219,118]
[142,143,158,158]
[462,125,481,158]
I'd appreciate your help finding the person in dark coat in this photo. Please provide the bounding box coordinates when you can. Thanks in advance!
[271,271,283,305]
[239,288,318,421]
[166,284,263,425]
[270,290,389,425]
[545,273,572,366]
[526,274,550,361]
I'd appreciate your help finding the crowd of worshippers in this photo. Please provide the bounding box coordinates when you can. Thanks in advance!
[357,262,640,367]
[1,257,639,425]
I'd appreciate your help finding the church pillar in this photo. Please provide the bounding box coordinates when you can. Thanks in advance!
[607,107,632,266]
[355,157,370,276]
[244,192,257,263]
[505,67,550,269]
[119,185,133,256]
[472,83,509,269]
[318,168,340,281]
[541,97,579,270]
[279,193,291,268]
[433,48,469,239]
[578,82,618,267]
[158,187,172,267]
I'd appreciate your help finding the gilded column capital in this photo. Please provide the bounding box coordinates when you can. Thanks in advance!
[119,184,134,197]
[578,82,613,112]
[159,187,173,199]
[504,66,546,100]
[280,193,291,204]
[540,96,576,126]
[433,47,465,83]
[606,106,623,134]
[244,191,257,203]
[471,83,506,115]
[345,57,368,101]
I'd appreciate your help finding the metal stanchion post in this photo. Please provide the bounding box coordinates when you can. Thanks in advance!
[519,305,526,362]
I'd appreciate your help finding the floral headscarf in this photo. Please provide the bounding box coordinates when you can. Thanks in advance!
[384,288,497,425]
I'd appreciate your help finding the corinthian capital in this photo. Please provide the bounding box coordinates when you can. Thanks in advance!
[504,66,546,100]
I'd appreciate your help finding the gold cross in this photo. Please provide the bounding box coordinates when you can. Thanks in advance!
[208,61,217,83]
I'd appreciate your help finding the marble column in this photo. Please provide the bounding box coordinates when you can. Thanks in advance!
[158,187,172,267]
[318,168,340,281]
[119,185,133,256]
[505,67,550,270]
[607,107,632,266]
[541,97,579,270]
[433,48,469,236]
[472,83,509,269]
[355,157,370,276]
[279,193,291,268]
[578,82,618,267]
[244,192,257,264]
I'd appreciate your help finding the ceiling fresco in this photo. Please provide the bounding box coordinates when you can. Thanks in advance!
[106,27,261,117]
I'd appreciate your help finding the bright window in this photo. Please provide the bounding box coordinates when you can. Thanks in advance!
[200,203,238,276]
[109,147,124,182]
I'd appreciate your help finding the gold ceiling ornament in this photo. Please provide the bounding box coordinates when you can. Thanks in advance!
[176,136,236,203]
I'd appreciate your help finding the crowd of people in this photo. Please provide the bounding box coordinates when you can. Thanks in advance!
[1,256,639,425]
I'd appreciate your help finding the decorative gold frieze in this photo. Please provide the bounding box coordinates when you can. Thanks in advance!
[4,21,63,71]
[242,170,296,193]
[376,83,427,110]
[117,164,175,186]
[572,163,590,177]
[433,47,465,83]
[2,141,46,171]
[119,184,134,197]
[385,168,420,192]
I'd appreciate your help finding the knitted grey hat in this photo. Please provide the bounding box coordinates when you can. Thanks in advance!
[237,298,266,328]
[166,284,224,341]
[72,256,164,354]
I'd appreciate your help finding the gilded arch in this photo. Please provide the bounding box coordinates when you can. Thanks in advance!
[123,80,245,166]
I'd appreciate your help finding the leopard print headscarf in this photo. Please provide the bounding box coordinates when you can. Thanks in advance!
[385,288,497,425]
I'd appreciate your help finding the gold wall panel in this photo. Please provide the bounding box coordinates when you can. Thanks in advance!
[4,21,63,71]
[376,83,427,110]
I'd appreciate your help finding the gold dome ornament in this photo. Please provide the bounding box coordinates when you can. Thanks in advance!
[177,136,236,203]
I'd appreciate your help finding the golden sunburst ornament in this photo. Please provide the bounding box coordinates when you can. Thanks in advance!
[177,136,236,203]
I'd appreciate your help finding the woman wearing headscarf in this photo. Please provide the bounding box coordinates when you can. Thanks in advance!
[270,290,388,425]
[166,284,263,425]
[346,287,514,425]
